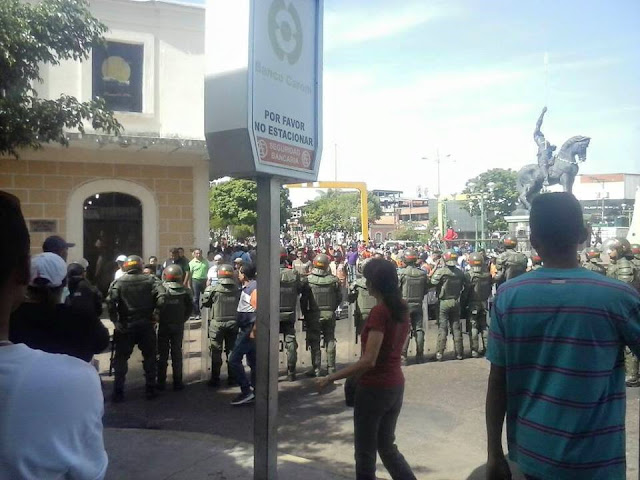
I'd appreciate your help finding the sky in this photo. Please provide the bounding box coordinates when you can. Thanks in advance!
[203,0,640,206]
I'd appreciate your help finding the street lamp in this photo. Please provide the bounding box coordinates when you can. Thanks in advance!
[422,151,452,198]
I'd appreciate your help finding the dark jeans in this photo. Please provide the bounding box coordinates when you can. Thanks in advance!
[113,322,157,392]
[192,278,207,315]
[228,325,256,394]
[354,384,416,480]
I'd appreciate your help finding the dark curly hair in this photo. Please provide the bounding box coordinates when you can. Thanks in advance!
[362,258,407,323]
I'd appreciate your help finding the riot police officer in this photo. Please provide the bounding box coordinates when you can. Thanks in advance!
[606,238,640,386]
[431,249,465,361]
[157,264,193,391]
[398,249,429,363]
[495,235,528,285]
[530,250,543,271]
[583,247,606,275]
[301,253,341,377]
[279,248,303,381]
[463,252,492,358]
[107,255,165,401]
[348,258,377,344]
[201,264,240,387]
[631,244,640,270]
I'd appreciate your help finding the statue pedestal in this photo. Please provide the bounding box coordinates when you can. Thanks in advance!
[504,213,531,252]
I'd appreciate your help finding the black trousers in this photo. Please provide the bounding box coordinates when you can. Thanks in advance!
[354,384,416,480]
[113,322,157,391]
[157,323,184,385]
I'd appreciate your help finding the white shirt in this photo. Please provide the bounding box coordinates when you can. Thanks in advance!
[114,268,124,281]
[0,344,108,479]
[206,265,219,284]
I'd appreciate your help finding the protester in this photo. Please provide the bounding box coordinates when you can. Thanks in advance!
[0,191,108,479]
[189,248,209,319]
[10,253,109,363]
[317,258,416,480]
[42,234,75,261]
[66,262,103,318]
[228,263,257,406]
[486,192,640,480]
[114,254,127,280]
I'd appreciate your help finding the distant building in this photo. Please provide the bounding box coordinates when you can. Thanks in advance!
[571,173,638,227]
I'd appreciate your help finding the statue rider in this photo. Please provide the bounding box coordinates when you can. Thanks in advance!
[534,106,556,186]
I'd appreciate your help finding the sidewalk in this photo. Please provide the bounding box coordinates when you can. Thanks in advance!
[104,428,351,480]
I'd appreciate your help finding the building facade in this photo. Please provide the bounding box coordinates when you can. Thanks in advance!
[1,0,209,291]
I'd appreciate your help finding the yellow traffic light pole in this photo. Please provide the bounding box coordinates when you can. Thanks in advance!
[284,181,369,241]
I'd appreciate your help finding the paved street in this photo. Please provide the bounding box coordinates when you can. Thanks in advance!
[99,315,640,479]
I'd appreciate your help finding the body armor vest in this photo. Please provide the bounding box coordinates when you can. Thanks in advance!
[500,250,528,280]
[437,267,464,300]
[307,272,339,312]
[159,283,190,325]
[210,280,240,322]
[400,266,427,305]
[613,257,636,285]
[112,273,158,323]
[353,278,377,316]
[468,270,492,302]
[280,268,299,313]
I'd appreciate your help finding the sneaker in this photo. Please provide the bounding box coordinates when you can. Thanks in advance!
[231,391,255,406]
[435,352,443,362]
[625,377,640,388]
[456,355,464,361]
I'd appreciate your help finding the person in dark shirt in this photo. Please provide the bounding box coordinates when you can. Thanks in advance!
[10,253,109,363]
[66,262,103,318]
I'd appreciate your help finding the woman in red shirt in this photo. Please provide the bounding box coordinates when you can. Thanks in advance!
[317,258,416,480]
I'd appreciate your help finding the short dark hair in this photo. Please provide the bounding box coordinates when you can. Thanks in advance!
[171,248,180,255]
[530,192,586,250]
[149,255,157,261]
[0,191,30,288]
[240,263,257,280]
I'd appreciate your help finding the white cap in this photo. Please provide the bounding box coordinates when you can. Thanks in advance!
[116,254,127,262]
[214,254,223,261]
[30,253,67,287]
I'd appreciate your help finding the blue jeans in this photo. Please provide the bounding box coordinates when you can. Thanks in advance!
[228,325,256,394]
[191,278,206,315]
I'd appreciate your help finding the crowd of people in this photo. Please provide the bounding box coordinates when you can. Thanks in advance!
[2,189,640,479]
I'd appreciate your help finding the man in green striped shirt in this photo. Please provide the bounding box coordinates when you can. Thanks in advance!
[189,248,209,319]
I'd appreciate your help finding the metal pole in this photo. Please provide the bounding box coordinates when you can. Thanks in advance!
[480,196,485,250]
[255,176,280,480]
[436,149,441,198]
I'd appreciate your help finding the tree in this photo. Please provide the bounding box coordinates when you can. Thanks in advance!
[461,168,518,233]
[0,0,121,157]
[301,190,382,233]
[209,179,292,234]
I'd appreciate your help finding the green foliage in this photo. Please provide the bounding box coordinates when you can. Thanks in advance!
[393,225,428,242]
[208,179,292,232]
[0,0,121,157]
[462,168,518,233]
[301,190,382,233]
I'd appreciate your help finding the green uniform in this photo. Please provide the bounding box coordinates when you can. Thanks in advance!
[107,272,164,395]
[279,267,303,376]
[431,265,465,358]
[156,281,192,388]
[608,257,640,385]
[398,265,429,362]
[348,277,377,343]
[495,249,528,285]
[201,277,240,385]
[583,259,606,275]
[463,268,492,356]
[301,268,341,375]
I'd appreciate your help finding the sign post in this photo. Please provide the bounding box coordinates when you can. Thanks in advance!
[205,1,323,478]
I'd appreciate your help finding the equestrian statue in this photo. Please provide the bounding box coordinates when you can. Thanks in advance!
[516,106,591,210]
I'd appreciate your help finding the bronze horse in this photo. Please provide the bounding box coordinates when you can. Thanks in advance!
[516,135,591,210]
